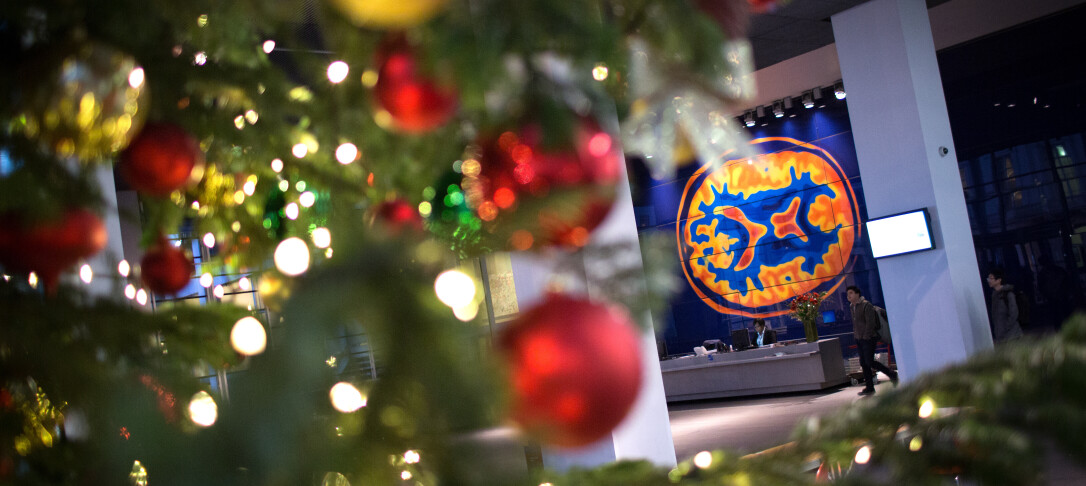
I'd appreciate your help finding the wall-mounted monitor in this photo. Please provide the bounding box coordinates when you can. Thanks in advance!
[866,208,935,259]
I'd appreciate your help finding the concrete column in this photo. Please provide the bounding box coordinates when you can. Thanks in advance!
[832,0,992,380]
[509,143,677,470]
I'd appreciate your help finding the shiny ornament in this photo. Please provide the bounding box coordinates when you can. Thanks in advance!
[120,123,204,196]
[140,236,195,295]
[13,42,148,161]
[329,0,448,28]
[464,118,621,249]
[0,208,107,291]
[373,40,457,133]
[498,293,642,448]
[374,199,425,234]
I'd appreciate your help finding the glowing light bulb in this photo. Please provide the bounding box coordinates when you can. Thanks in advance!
[271,158,283,173]
[299,191,316,208]
[243,179,257,196]
[136,289,148,305]
[238,276,251,291]
[188,391,217,427]
[194,52,207,65]
[234,115,245,130]
[284,202,299,220]
[311,227,331,248]
[245,110,259,124]
[919,398,935,418]
[213,284,225,299]
[262,40,275,54]
[693,451,713,469]
[592,63,609,81]
[401,471,412,480]
[854,445,871,464]
[231,316,267,356]
[125,284,137,299]
[909,436,923,451]
[327,61,349,84]
[199,272,213,288]
[128,67,145,89]
[434,270,476,309]
[336,143,358,164]
[28,272,38,288]
[203,232,216,248]
[79,264,93,284]
[292,143,308,158]
[403,450,420,464]
[274,237,310,276]
[278,180,289,192]
[452,304,478,322]
[329,382,366,412]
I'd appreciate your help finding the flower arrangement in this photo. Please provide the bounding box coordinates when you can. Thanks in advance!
[789,291,827,342]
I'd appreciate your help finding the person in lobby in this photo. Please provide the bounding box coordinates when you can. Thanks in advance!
[846,285,898,396]
[986,267,1024,342]
[751,318,776,348]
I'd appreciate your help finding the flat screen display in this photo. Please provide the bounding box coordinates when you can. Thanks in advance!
[866,208,935,259]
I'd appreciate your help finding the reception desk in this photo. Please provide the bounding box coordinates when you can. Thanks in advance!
[659,338,848,402]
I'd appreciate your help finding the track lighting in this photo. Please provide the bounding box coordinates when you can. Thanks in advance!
[833,80,846,100]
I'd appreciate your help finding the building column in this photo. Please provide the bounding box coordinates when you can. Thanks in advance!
[832,0,992,380]
[509,147,677,470]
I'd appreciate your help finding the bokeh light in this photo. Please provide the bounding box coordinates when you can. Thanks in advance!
[693,451,713,469]
[336,143,358,165]
[292,143,308,158]
[118,260,131,277]
[128,67,145,89]
[239,276,251,291]
[311,227,332,248]
[213,284,225,299]
[203,232,216,248]
[434,270,476,309]
[79,264,93,284]
[262,40,275,54]
[299,191,316,208]
[231,316,267,356]
[403,450,421,464]
[274,237,310,276]
[329,382,366,413]
[136,288,148,305]
[327,61,350,84]
[919,398,935,418]
[854,445,871,464]
[125,284,137,299]
[592,63,609,81]
[188,391,218,427]
[200,272,213,288]
[271,158,284,173]
[285,202,300,220]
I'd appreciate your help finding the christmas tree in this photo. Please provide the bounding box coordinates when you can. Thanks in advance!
[2,0,1086,484]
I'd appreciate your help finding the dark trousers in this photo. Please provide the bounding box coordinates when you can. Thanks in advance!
[858,337,895,390]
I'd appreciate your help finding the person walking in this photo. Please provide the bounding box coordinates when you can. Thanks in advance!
[986,268,1024,342]
[846,285,898,396]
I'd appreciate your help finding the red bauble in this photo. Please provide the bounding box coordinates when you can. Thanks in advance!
[0,208,107,291]
[497,293,643,448]
[374,199,425,234]
[119,123,203,197]
[465,118,621,249]
[140,237,194,295]
[373,40,457,133]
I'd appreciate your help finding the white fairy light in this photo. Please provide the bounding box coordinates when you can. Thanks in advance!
[262,40,276,54]
[854,445,871,465]
[284,202,299,220]
[335,143,358,165]
[199,272,213,288]
[238,276,251,291]
[292,143,308,158]
[79,264,93,284]
[271,158,284,173]
[274,237,310,276]
[329,382,366,413]
[434,270,476,309]
[327,61,350,84]
[118,260,131,277]
[202,232,216,248]
[125,284,137,299]
[128,67,145,89]
[213,285,225,299]
[231,316,267,356]
[311,227,331,248]
[136,289,148,305]
[299,191,316,208]
[693,451,713,469]
[188,391,218,427]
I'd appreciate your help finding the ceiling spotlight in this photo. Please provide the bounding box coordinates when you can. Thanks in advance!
[743,110,755,127]
[834,80,846,100]
[772,100,785,118]
[802,91,815,109]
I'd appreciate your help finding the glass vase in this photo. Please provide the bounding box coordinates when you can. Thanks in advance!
[803,318,819,343]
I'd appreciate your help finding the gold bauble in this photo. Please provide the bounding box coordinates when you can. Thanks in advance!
[12,42,148,161]
[329,0,448,28]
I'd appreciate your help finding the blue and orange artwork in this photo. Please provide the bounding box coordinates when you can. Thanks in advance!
[677,137,860,317]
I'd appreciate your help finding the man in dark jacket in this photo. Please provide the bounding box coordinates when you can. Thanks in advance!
[847,285,898,396]
[986,268,1024,342]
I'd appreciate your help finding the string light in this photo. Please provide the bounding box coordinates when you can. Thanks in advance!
[919,398,935,418]
[238,276,251,291]
[329,382,366,412]
[125,284,137,299]
[400,471,412,481]
[592,63,609,81]
[199,273,213,288]
[128,67,145,89]
[231,316,267,356]
[434,270,476,309]
[262,40,275,54]
[292,143,308,158]
[203,232,216,248]
[213,284,225,299]
[854,445,871,464]
[194,52,207,65]
[188,391,217,427]
[299,191,316,208]
[403,450,421,464]
[452,303,478,321]
[271,158,283,173]
[245,109,259,124]
[79,264,93,284]
[327,61,349,84]
[693,451,713,469]
[136,289,148,306]
[274,237,310,276]
[284,202,299,220]
[243,177,257,196]
[335,143,358,165]
[311,227,331,248]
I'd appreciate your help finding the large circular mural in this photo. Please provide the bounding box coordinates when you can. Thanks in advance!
[677,137,860,317]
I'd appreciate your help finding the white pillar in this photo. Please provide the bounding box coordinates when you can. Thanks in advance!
[832,0,992,380]
[509,145,677,471]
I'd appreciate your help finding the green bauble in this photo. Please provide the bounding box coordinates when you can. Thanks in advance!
[13,41,149,161]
